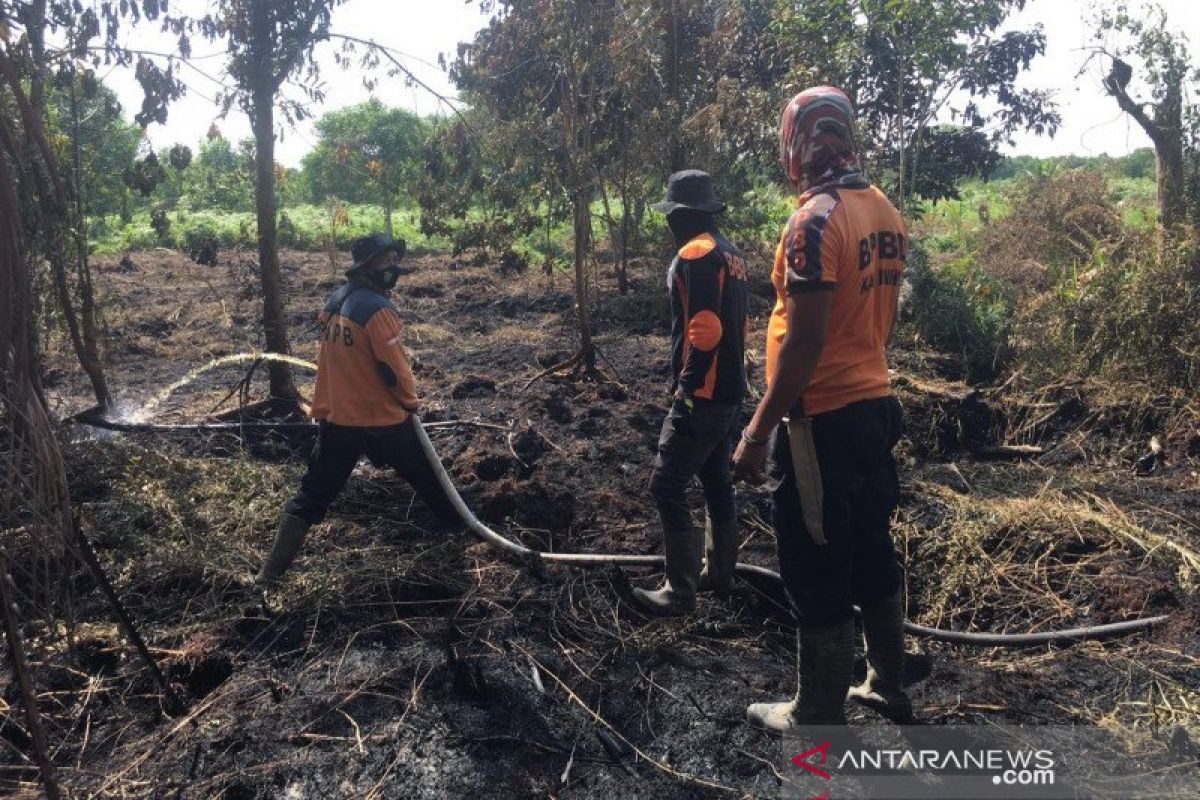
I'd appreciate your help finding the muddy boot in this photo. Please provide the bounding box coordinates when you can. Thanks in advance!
[631,524,703,616]
[256,512,311,588]
[698,515,738,592]
[747,621,856,733]
[848,590,914,722]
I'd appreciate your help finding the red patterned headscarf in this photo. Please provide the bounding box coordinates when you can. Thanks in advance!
[779,86,862,193]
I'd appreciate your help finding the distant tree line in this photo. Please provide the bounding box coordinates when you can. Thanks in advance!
[82,93,430,229]
[992,148,1157,182]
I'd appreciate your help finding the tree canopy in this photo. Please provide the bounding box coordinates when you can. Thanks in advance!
[301,99,429,234]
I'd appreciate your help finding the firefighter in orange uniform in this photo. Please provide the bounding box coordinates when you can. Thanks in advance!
[257,234,458,587]
[734,88,912,730]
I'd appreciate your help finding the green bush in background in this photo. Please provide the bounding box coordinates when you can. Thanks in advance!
[902,241,1014,383]
[89,205,449,256]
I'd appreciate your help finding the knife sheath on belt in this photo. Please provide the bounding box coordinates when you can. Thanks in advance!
[785,416,826,545]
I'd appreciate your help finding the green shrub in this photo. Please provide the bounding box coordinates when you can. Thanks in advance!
[903,240,1014,383]
[89,204,451,256]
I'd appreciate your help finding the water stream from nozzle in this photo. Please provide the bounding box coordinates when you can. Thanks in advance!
[114,352,319,425]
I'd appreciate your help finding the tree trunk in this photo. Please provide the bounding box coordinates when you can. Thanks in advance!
[598,182,628,294]
[615,115,630,296]
[0,114,73,563]
[1155,77,1186,229]
[572,190,595,370]
[1106,61,1187,230]
[250,86,297,402]
[27,0,47,112]
[1,132,38,395]
[248,0,297,405]
[1157,137,1186,228]
[617,213,630,296]
[664,0,684,172]
[384,198,394,238]
[68,75,108,412]
[0,46,109,409]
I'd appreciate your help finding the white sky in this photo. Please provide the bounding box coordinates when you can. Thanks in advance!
[103,0,1200,166]
[104,0,487,165]
[1003,0,1200,157]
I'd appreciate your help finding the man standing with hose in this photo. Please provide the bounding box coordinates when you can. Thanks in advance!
[733,87,912,730]
[257,234,459,588]
[631,170,750,616]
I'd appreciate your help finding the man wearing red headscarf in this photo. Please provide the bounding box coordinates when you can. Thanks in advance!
[733,86,912,731]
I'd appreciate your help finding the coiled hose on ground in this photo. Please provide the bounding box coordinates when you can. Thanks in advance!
[411,418,1170,647]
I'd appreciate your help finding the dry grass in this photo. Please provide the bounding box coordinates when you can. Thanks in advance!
[899,461,1198,737]
[900,479,1197,632]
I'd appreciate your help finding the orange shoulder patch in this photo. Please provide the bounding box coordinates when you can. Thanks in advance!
[687,310,723,351]
[678,233,717,260]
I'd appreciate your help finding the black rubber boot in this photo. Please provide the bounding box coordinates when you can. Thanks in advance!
[256,512,311,588]
[698,515,738,592]
[630,520,703,616]
[747,620,856,733]
[848,590,914,723]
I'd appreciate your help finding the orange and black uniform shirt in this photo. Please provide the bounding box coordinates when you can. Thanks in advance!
[309,281,418,427]
[669,232,750,405]
[766,178,906,416]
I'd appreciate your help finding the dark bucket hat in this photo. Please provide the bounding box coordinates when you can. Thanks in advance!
[349,233,406,272]
[651,169,726,214]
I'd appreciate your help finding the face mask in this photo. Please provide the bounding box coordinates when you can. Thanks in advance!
[379,266,401,290]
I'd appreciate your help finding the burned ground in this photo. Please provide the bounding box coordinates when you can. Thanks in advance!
[4,248,1199,798]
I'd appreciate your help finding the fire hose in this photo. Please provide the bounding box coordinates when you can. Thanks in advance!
[69,384,1170,647]
[408,418,1170,647]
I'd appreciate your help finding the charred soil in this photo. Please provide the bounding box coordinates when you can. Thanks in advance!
[5,248,1198,798]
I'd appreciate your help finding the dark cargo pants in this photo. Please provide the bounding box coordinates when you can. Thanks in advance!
[770,396,904,627]
[284,419,459,527]
[648,397,740,551]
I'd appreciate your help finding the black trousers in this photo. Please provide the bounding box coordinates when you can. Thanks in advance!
[648,397,740,537]
[284,419,459,527]
[769,396,904,627]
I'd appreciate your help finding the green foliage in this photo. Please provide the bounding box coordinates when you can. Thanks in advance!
[195,0,347,125]
[89,204,447,256]
[909,126,1002,202]
[123,150,167,197]
[993,149,1156,181]
[771,0,1058,208]
[903,241,1014,383]
[720,184,794,252]
[180,135,255,212]
[301,99,429,215]
[47,76,142,219]
[150,207,171,245]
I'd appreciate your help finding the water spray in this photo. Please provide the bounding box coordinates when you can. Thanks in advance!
[120,352,318,424]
